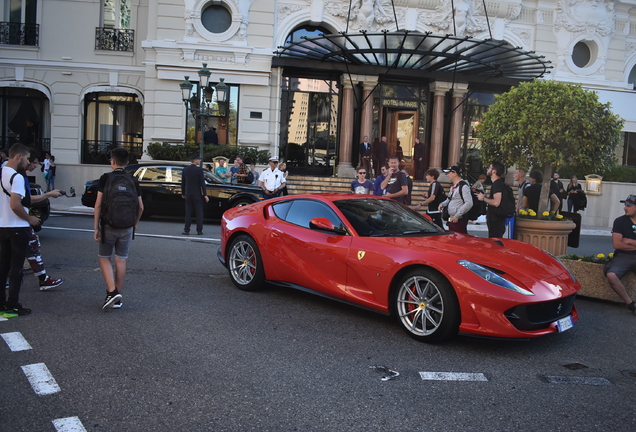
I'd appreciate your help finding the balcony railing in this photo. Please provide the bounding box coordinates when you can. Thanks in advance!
[82,140,142,164]
[0,22,39,46]
[95,27,134,52]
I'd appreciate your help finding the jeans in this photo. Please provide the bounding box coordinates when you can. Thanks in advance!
[0,226,31,307]
[47,174,55,191]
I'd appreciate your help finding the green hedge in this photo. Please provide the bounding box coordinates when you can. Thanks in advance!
[557,165,636,183]
[146,142,271,164]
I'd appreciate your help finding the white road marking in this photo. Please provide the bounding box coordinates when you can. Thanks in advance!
[544,376,612,385]
[419,371,488,382]
[42,226,220,242]
[1,332,32,351]
[21,363,61,395]
[52,417,87,432]
[0,316,8,322]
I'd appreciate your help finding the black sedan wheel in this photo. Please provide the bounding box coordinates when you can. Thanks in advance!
[228,235,265,291]
[231,199,254,208]
[393,269,460,343]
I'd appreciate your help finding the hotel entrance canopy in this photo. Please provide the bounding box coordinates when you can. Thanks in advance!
[274,30,551,83]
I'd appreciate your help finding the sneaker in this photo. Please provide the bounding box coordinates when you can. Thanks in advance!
[112,299,122,309]
[0,305,17,318]
[182,231,190,235]
[4,303,31,316]
[39,276,65,291]
[102,292,122,310]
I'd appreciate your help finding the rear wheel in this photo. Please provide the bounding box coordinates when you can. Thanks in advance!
[393,269,460,343]
[227,235,265,291]
[231,199,254,209]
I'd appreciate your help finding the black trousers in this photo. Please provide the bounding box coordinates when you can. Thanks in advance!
[487,213,506,238]
[184,195,204,234]
[0,226,31,307]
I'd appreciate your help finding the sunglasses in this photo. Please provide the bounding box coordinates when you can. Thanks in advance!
[358,172,366,175]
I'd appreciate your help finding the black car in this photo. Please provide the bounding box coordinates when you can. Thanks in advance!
[81,163,264,219]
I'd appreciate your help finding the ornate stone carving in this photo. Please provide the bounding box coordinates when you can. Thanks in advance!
[325,0,395,31]
[237,0,255,40]
[554,0,615,37]
[626,42,636,58]
[421,0,488,37]
[278,3,304,22]
[510,27,532,47]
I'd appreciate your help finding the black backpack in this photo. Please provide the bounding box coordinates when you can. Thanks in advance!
[493,183,516,218]
[430,181,447,208]
[456,181,482,221]
[102,171,139,229]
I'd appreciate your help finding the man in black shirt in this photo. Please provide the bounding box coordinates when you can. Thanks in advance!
[380,156,408,204]
[605,195,636,314]
[181,153,209,235]
[203,127,218,145]
[476,161,506,238]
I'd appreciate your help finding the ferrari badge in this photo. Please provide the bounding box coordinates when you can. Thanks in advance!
[357,251,365,260]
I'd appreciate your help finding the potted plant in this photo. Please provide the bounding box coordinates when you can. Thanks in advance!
[477,80,623,253]
[559,253,636,302]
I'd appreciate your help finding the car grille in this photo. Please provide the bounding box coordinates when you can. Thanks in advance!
[504,294,577,331]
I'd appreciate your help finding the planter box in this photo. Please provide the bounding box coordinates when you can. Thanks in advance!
[560,259,636,303]
[515,218,576,256]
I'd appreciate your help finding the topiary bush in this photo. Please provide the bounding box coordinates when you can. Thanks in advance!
[146,142,270,164]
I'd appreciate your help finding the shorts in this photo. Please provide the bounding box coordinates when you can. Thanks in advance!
[98,226,133,259]
[604,252,636,279]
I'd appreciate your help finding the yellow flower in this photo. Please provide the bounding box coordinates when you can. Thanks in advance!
[528,210,536,216]
[597,253,605,259]
[542,211,550,217]
[609,253,614,258]
[556,214,564,219]
[578,259,582,261]
[519,209,528,216]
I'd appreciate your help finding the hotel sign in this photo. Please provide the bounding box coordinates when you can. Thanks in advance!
[382,99,419,109]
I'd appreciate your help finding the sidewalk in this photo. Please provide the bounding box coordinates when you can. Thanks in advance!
[48,195,612,236]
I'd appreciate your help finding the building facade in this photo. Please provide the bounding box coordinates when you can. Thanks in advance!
[2,0,636,188]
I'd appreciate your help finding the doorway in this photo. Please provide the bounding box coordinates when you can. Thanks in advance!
[382,108,417,174]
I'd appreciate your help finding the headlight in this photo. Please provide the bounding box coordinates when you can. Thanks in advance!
[544,250,577,283]
[458,260,534,296]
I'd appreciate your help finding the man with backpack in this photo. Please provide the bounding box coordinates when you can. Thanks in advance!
[93,147,143,310]
[438,166,473,234]
[0,144,41,316]
[476,161,514,238]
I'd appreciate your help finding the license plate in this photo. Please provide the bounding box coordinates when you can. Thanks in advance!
[556,316,574,332]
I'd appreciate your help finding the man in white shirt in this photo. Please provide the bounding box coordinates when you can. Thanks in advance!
[259,157,286,199]
[0,143,41,316]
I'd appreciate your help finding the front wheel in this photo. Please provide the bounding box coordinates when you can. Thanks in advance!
[393,269,460,343]
[227,235,265,291]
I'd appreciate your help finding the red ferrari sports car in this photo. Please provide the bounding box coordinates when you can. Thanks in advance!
[218,194,580,342]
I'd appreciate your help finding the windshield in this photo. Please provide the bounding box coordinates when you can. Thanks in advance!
[334,198,445,237]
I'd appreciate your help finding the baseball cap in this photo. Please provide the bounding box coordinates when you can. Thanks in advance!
[620,195,636,206]
[442,165,462,174]
[269,156,279,162]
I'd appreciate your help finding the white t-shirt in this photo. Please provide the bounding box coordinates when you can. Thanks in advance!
[259,168,286,192]
[0,166,29,228]
[42,159,51,172]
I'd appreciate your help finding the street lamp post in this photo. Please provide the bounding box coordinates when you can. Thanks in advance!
[179,63,228,167]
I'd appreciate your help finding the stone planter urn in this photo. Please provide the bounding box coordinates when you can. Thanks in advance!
[514,218,576,256]
[560,259,636,303]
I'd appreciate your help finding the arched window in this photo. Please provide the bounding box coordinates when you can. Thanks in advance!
[628,65,636,90]
[285,25,331,45]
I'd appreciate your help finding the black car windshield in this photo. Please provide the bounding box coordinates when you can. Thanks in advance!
[334,198,445,237]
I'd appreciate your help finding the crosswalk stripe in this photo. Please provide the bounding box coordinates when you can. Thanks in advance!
[419,371,488,381]
[21,363,61,395]
[1,332,32,351]
[543,375,612,385]
[52,417,87,432]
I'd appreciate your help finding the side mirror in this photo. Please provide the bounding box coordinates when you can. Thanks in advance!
[309,217,347,235]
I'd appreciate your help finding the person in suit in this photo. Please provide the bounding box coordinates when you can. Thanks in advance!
[358,135,372,178]
[413,137,426,180]
[181,153,209,235]
[203,126,218,145]
[374,136,388,178]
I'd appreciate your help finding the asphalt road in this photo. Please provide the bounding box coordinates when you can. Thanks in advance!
[1,213,634,432]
